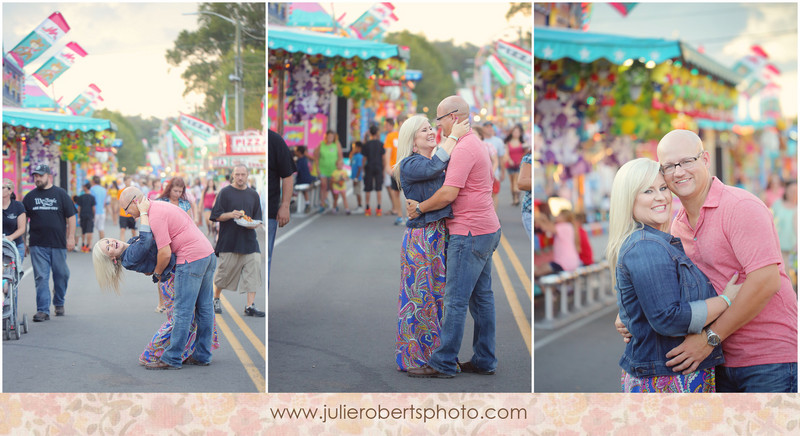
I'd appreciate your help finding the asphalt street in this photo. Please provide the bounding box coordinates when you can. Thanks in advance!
[2,219,266,393]
[268,183,532,393]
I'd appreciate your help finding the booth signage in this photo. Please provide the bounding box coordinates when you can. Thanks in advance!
[229,130,266,155]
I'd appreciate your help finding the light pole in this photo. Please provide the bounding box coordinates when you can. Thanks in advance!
[184,11,243,132]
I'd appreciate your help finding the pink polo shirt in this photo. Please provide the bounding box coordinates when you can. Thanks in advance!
[149,201,214,264]
[443,131,500,236]
[671,177,797,367]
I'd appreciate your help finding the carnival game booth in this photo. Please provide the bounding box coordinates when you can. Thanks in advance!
[268,26,409,153]
[3,107,116,196]
[534,26,743,217]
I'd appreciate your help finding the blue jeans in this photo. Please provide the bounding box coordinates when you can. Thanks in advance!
[16,242,25,266]
[29,246,69,314]
[268,218,277,281]
[716,363,798,393]
[161,254,216,366]
[521,210,532,240]
[428,229,501,375]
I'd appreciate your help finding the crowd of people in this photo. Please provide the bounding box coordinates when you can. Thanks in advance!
[2,163,266,370]
[279,115,533,229]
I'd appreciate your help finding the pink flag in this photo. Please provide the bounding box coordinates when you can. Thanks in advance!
[6,12,70,69]
[32,42,87,87]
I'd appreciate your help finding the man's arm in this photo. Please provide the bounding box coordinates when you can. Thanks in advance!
[278,175,293,227]
[665,264,781,374]
[154,245,172,276]
[66,215,76,252]
[406,185,460,218]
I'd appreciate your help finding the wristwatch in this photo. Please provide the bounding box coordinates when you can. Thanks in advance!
[706,328,721,347]
[415,204,422,216]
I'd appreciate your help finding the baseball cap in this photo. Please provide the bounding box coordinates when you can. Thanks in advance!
[31,163,51,175]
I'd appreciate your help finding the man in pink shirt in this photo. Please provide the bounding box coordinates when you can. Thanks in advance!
[621,129,797,392]
[405,96,502,378]
[120,187,217,370]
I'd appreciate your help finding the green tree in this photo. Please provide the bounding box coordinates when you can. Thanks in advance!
[506,3,531,48]
[95,109,145,173]
[167,2,265,130]
[385,31,465,115]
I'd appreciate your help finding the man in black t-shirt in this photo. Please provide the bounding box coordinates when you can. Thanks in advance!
[76,182,96,253]
[210,164,265,317]
[22,163,76,322]
[361,124,385,216]
[267,129,296,283]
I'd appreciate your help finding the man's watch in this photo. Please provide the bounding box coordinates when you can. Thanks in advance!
[706,328,721,347]
[415,204,422,216]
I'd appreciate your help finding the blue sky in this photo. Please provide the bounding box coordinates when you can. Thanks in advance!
[585,2,798,117]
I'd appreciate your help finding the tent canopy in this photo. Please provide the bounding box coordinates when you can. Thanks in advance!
[3,107,116,132]
[534,27,742,86]
[269,26,405,60]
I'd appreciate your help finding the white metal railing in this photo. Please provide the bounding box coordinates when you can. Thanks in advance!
[293,179,321,218]
[535,261,615,329]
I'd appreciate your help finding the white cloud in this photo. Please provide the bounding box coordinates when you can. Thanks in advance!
[721,3,797,64]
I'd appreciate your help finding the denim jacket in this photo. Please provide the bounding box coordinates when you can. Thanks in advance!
[616,224,724,377]
[399,148,453,228]
[121,225,177,275]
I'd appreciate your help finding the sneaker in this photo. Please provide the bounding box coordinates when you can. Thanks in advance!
[243,305,265,317]
[317,206,326,214]
[213,298,222,314]
[33,311,50,322]
[345,209,351,215]
[365,207,371,216]
[332,207,339,215]
[394,217,404,226]
[55,306,64,316]
[353,206,364,214]
[376,208,383,217]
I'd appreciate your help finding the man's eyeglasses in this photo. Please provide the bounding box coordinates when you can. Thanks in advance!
[435,110,458,121]
[660,151,704,175]
[123,196,137,212]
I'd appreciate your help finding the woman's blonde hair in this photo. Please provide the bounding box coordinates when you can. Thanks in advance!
[92,241,124,294]
[605,158,671,287]
[392,115,430,187]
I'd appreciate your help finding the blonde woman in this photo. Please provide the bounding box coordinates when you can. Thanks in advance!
[607,158,741,392]
[92,196,218,366]
[392,115,468,371]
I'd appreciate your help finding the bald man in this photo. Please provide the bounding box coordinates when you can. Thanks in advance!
[121,187,217,369]
[405,95,502,378]
[617,129,797,392]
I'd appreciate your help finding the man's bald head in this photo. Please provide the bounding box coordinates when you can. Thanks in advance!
[119,187,144,217]
[438,96,470,122]
[656,129,704,158]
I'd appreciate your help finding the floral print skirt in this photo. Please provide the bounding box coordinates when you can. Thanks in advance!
[622,367,716,393]
[395,220,447,371]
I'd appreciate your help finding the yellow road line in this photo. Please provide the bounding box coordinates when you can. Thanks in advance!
[215,315,265,393]
[493,252,532,353]
[500,234,532,299]
[220,294,266,360]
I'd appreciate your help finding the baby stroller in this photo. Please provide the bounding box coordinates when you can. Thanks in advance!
[3,237,27,340]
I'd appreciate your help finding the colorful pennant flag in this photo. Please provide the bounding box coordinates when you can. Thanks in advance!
[219,94,228,127]
[169,125,192,149]
[6,12,70,69]
[179,113,216,139]
[32,42,87,87]
[496,40,532,72]
[609,3,637,17]
[347,2,397,40]
[67,84,102,115]
[486,54,513,86]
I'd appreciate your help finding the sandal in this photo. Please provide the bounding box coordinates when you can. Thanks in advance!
[154,306,166,313]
